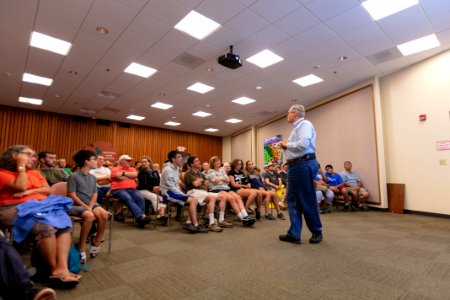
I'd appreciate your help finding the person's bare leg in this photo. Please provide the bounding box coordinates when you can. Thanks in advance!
[92,207,108,244]
[78,211,94,254]
[187,197,199,225]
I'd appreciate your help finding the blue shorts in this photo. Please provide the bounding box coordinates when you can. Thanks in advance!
[163,191,189,206]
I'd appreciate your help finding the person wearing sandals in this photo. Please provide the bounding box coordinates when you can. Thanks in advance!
[137,156,167,224]
[207,156,255,227]
[67,150,109,263]
[0,145,80,289]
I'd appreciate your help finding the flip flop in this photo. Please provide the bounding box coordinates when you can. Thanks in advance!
[48,274,79,289]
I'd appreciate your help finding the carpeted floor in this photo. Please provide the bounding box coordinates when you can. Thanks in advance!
[53,209,450,299]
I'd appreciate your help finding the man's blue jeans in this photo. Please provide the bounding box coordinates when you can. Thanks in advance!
[112,189,145,220]
[286,159,322,239]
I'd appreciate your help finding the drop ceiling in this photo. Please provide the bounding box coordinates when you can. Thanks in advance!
[1,0,450,136]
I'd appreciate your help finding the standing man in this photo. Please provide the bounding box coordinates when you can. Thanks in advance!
[279,104,323,244]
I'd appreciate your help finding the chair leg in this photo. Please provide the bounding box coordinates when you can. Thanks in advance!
[108,204,115,254]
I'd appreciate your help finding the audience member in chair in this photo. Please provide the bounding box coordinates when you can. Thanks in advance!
[0,145,80,288]
[261,162,286,220]
[38,150,67,185]
[67,150,109,263]
[137,156,167,224]
[184,156,226,232]
[89,155,111,205]
[160,150,207,233]
[207,156,255,227]
[314,165,334,214]
[228,159,258,217]
[111,155,150,228]
[341,161,370,211]
[324,164,351,212]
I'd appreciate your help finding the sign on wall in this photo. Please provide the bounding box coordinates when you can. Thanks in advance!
[85,141,117,161]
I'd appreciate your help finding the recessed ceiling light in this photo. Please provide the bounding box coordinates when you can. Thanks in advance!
[397,34,440,56]
[165,121,181,126]
[225,118,242,124]
[18,96,42,105]
[205,128,219,132]
[124,62,157,78]
[127,115,145,121]
[232,97,256,105]
[293,74,323,87]
[30,31,72,55]
[187,82,215,94]
[151,102,173,110]
[362,0,419,21]
[193,111,211,117]
[22,73,53,86]
[256,86,262,90]
[96,26,109,34]
[174,10,221,40]
[246,50,284,68]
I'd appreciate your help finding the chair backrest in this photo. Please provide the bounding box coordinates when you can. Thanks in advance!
[51,182,68,196]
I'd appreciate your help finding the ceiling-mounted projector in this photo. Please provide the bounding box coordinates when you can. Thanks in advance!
[218,45,243,69]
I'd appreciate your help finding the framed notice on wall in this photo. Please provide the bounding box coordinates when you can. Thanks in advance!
[264,135,283,165]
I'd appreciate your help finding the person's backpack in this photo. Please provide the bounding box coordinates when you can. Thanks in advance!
[68,245,87,273]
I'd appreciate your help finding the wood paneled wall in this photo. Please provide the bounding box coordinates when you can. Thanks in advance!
[0,105,222,165]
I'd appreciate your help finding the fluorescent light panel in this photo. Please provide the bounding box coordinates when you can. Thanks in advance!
[165,121,181,126]
[174,10,221,40]
[362,0,419,21]
[205,128,219,132]
[187,82,215,94]
[225,118,242,124]
[293,74,323,87]
[22,73,53,86]
[397,34,440,56]
[192,111,211,117]
[127,115,145,121]
[18,96,43,105]
[124,62,157,78]
[151,102,173,110]
[246,49,284,68]
[232,97,256,105]
[30,31,71,55]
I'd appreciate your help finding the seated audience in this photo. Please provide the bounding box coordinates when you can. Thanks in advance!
[341,161,370,211]
[314,164,334,214]
[324,164,351,212]
[67,150,109,263]
[152,163,161,174]
[38,150,67,185]
[0,145,80,288]
[261,163,286,219]
[137,156,167,223]
[201,161,210,175]
[88,155,111,205]
[56,158,72,177]
[111,155,150,228]
[245,161,285,220]
[184,156,225,232]
[160,150,207,233]
[207,156,255,227]
[0,231,57,300]
[228,159,258,216]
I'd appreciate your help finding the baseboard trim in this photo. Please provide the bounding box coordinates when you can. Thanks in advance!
[403,209,450,219]
[367,206,389,212]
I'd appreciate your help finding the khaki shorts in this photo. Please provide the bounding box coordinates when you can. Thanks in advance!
[0,204,71,240]
[348,187,368,197]
[186,189,217,206]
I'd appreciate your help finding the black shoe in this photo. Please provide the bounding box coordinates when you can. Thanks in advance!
[182,223,198,233]
[242,216,255,227]
[343,204,349,212]
[136,216,148,228]
[309,232,323,244]
[265,213,275,220]
[255,208,261,220]
[114,212,125,222]
[279,234,301,244]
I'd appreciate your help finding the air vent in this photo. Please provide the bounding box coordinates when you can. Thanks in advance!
[97,90,120,100]
[172,53,206,69]
[366,47,402,65]
[80,108,96,114]
[258,110,274,116]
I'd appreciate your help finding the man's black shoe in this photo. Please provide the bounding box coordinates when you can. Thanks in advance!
[279,234,301,244]
[309,232,323,244]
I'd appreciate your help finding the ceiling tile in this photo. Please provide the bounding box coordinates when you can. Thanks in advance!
[305,0,359,21]
[196,0,244,23]
[325,5,372,35]
[224,9,269,39]
[250,0,302,22]
[294,23,337,48]
[274,7,320,36]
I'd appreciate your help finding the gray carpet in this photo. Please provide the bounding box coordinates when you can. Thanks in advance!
[54,209,450,299]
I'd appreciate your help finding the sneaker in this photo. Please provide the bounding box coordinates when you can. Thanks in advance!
[309,232,323,244]
[157,215,168,225]
[255,208,261,220]
[242,216,255,227]
[277,212,286,220]
[136,216,148,228]
[359,205,369,211]
[218,220,234,228]
[343,204,349,212]
[265,213,275,220]
[182,223,198,233]
[279,234,301,244]
[196,224,209,233]
[278,201,286,210]
[209,223,223,232]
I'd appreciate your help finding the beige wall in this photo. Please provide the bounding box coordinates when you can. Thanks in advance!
[380,50,450,214]
[231,128,252,163]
